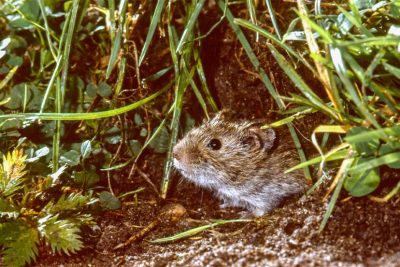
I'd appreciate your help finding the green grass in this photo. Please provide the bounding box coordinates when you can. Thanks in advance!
[234,0,400,229]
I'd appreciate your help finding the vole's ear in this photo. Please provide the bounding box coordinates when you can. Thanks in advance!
[242,127,276,151]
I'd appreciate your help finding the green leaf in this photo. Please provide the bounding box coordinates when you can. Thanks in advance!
[149,125,170,153]
[0,37,11,51]
[26,147,50,163]
[3,84,31,110]
[379,143,400,169]
[346,126,379,156]
[59,150,80,166]
[99,191,121,210]
[86,82,97,97]
[320,155,355,231]
[98,81,112,98]
[0,221,39,267]
[105,21,123,79]
[80,140,92,159]
[7,55,23,66]
[104,126,122,144]
[0,197,19,219]
[345,157,380,197]
[134,113,143,126]
[44,193,95,214]
[39,217,83,255]
[18,0,41,21]
[140,128,148,137]
[73,170,99,187]
[128,139,142,157]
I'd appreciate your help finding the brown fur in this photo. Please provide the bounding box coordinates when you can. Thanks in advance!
[173,111,307,217]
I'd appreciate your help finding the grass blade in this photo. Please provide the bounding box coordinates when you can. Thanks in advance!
[265,0,281,40]
[176,0,206,53]
[330,46,380,128]
[319,152,355,231]
[194,49,218,112]
[234,18,315,73]
[344,125,400,143]
[0,86,168,121]
[218,0,311,180]
[138,0,166,65]
[267,44,340,120]
[150,219,251,243]
[350,152,400,173]
[286,149,348,173]
[0,66,18,91]
[106,0,128,78]
[40,56,63,113]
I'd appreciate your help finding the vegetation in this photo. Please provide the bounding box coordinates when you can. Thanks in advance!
[236,0,400,230]
[0,0,399,265]
[0,148,96,266]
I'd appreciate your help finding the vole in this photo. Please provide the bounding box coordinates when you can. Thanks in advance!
[172,111,307,217]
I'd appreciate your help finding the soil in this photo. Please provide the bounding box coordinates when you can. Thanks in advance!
[36,181,400,267]
[35,1,400,266]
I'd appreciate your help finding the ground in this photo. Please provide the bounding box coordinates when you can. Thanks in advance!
[36,180,400,266]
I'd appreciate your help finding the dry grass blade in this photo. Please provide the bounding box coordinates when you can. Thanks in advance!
[296,0,343,120]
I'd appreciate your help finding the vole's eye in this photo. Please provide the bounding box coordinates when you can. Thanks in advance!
[207,138,221,150]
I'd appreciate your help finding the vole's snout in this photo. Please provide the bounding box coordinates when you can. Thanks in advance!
[172,146,181,161]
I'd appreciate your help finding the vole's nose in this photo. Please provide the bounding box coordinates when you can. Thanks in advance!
[172,147,181,161]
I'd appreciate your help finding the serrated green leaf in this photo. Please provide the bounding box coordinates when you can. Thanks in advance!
[0,221,39,267]
[45,193,95,214]
[40,218,83,255]
[0,197,19,219]
[1,149,27,196]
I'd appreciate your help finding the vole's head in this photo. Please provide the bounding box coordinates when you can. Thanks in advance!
[172,111,276,188]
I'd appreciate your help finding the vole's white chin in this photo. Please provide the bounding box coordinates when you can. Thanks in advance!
[173,159,218,188]
[173,159,187,172]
